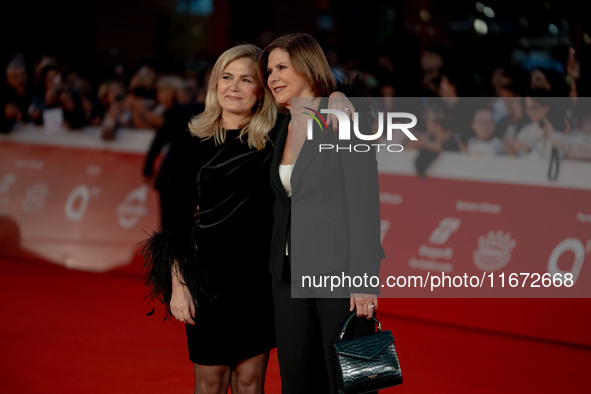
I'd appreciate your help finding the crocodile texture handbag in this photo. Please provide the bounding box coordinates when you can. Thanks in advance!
[332,313,402,394]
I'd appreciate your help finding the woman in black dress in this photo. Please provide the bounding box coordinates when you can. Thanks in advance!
[144,44,277,394]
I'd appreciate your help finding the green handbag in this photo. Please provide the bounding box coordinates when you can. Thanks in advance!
[332,313,403,393]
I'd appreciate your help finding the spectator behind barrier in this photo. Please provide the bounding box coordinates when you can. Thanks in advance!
[505,89,569,159]
[1,56,31,133]
[546,100,591,161]
[406,99,466,177]
[466,107,505,157]
[99,80,130,140]
[58,85,88,130]
[126,64,160,129]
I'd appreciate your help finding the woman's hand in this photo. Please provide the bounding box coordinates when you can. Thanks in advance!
[327,91,355,129]
[350,292,378,319]
[170,263,196,325]
[504,138,530,155]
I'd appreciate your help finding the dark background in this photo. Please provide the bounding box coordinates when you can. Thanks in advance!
[2,0,589,94]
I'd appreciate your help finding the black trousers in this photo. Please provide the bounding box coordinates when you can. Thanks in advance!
[272,276,376,394]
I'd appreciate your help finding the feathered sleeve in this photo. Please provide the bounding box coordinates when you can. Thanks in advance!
[335,75,378,126]
[141,227,209,319]
[141,132,210,319]
[336,74,370,98]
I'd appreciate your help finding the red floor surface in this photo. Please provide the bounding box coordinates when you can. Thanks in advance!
[1,255,589,393]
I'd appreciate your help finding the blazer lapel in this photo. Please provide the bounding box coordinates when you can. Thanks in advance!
[270,114,290,199]
[290,117,330,191]
[291,97,331,190]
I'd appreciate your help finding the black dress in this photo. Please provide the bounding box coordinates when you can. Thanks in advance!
[144,129,276,366]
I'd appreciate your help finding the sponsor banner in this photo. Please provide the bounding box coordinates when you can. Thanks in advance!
[0,129,159,272]
[378,174,590,297]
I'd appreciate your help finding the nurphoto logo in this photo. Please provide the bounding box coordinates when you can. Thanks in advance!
[304,107,418,153]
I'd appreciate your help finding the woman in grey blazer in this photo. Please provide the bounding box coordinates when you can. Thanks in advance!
[259,33,383,394]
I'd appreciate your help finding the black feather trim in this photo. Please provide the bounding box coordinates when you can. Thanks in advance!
[336,74,379,128]
[336,74,370,98]
[140,228,211,319]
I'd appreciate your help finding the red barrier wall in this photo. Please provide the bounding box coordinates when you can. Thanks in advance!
[1,127,589,347]
[0,128,160,272]
[376,151,591,346]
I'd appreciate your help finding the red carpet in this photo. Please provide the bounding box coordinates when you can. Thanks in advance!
[1,254,589,393]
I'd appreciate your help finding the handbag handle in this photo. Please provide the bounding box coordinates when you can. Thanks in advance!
[338,312,382,341]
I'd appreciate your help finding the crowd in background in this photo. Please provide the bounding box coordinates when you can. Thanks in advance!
[0,54,207,140]
[393,45,591,165]
[2,41,590,166]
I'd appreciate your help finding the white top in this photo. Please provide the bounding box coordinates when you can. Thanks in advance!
[279,164,293,197]
[279,163,293,256]
[516,123,552,159]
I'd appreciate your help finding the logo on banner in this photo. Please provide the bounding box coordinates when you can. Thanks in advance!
[547,238,589,285]
[86,165,102,176]
[304,108,418,152]
[0,173,17,193]
[380,220,391,243]
[117,185,148,229]
[473,230,516,271]
[409,217,460,273]
[0,173,17,208]
[429,217,461,245]
[380,192,403,205]
[65,184,101,222]
[22,182,50,213]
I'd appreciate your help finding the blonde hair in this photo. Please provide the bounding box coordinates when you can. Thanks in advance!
[189,44,277,150]
[259,33,336,98]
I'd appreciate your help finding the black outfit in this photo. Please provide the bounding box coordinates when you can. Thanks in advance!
[144,128,276,366]
[269,110,383,394]
[143,103,204,234]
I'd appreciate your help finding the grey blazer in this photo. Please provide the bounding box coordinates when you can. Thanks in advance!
[268,108,384,290]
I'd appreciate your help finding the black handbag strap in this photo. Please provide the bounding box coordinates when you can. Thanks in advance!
[338,312,382,341]
[547,147,560,181]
